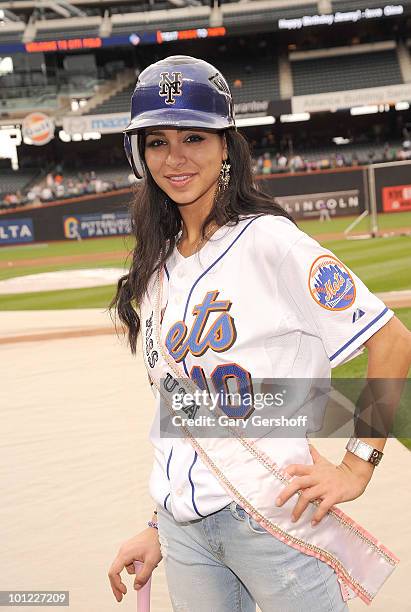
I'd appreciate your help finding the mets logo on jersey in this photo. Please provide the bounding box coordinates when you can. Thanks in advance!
[159,71,183,105]
[309,255,356,311]
[165,290,236,362]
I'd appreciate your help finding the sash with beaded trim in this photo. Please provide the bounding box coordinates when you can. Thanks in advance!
[141,266,399,606]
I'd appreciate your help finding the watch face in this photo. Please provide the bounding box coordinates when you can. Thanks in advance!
[356,441,372,461]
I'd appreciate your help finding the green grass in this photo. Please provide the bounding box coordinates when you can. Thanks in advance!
[298,210,411,236]
[0,212,409,308]
[2,234,409,308]
[321,236,411,293]
[0,235,132,262]
[0,285,117,310]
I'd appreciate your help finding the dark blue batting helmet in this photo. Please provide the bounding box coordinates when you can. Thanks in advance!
[123,55,236,178]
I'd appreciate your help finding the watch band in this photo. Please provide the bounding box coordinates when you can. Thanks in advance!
[345,436,384,466]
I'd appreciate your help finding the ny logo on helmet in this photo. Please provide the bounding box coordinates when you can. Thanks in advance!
[159,72,183,105]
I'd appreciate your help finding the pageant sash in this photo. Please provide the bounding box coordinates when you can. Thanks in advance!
[141,267,399,605]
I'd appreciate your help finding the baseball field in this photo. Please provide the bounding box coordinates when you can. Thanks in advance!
[1,210,410,612]
[1,210,410,441]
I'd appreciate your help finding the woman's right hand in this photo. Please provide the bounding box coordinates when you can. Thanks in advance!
[108,527,163,602]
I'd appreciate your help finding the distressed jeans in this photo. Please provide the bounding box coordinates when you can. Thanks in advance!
[157,502,349,612]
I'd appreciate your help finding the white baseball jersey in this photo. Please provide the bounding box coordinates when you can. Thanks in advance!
[146,214,394,522]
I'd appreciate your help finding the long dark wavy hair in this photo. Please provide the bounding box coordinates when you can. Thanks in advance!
[109,128,296,354]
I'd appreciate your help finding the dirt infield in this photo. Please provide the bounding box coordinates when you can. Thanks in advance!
[3,320,408,610]
[1,289,411,346]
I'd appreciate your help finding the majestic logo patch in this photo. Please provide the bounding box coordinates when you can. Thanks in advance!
[352,308,365,323]
[309,255,356,311]
[159,71,183,105]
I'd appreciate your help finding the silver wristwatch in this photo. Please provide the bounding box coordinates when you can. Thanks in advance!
[345,437,384,466]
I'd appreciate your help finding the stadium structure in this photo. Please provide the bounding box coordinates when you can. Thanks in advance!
[1,0,411,242]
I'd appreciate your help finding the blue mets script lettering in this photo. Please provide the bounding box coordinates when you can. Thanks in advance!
[165,290,236,362]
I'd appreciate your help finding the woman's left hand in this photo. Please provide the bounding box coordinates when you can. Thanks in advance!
[275,443,372,526]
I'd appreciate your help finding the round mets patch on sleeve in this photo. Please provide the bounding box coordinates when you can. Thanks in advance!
[309,255,356,310]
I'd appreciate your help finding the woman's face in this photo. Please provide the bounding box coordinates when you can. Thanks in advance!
[144,128,227,206]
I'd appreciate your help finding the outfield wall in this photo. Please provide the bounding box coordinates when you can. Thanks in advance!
[0,189,131,245]
[256,167,367,219]
[1,163,410,245]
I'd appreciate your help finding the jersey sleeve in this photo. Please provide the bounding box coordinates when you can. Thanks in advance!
[278,231,394,368]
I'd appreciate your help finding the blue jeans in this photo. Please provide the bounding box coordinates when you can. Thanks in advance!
[157,502,349,612]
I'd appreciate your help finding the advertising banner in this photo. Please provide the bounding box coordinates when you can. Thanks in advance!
[22,113,55,145]
[62,113,129,136]
[273,189,361,218]
[292,83,411,114]
[63,211,131,239]
[62,100,270,137]
[382,184,411,212]
[0,218,34,244]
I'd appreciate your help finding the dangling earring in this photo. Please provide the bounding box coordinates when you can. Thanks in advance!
[218,160,231,192]
[164,197,170,212]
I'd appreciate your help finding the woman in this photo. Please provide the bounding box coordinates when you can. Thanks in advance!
[108,56,410,610]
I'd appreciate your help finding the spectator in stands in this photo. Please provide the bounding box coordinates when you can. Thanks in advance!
[41,186,53,201]
[255,155,264,174]
[46,172,54,188]
[26,188,39,204]
[383,143,395,162]
[289,155,305,172]
[262,152,272,174]
[55,182,65,198]
[276,153,288,170]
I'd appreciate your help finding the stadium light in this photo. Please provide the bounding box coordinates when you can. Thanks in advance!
[395,101,410,111]
[280,113,310,123]
[350,105,379,116]
[235,116,275,127]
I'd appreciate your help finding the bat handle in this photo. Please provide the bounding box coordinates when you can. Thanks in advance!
[133,560,151,612]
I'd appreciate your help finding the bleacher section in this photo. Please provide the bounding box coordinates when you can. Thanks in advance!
[60,166,131,188]
[85,82,134,115]
[0,170,40,198]
[86,57,280,115]
[277,143,400,166]
[216,59,280,104]
[291,50,403,96]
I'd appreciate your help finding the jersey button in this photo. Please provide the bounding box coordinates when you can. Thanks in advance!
[174,294,182,305]
[176,268,184,279]
[176,488,183,496]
